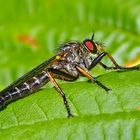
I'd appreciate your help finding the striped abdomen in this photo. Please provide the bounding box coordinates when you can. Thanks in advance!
[0,70,49,110]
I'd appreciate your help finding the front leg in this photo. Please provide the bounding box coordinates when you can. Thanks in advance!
[100,62,140,71]
[96,44,140,71]
[88,52,107,70]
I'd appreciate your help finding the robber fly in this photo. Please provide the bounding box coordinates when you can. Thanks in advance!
[0,34,139,118]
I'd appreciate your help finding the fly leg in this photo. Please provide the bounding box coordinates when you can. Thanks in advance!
[100,61,140,71]
[88,52,107,70]
[99,62,118,70]
[48,68,78,81]
[46,71,74,118]
[97,45,140,71]
[76,66,111,92]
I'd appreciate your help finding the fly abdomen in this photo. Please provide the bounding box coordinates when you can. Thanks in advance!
[0,84,29,110]
[0,96,5,110]
[0,70,50,110]
[25,70,49,91]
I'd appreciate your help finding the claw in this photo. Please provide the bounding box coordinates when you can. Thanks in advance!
[68,113,74,118]
[105,88,112,93]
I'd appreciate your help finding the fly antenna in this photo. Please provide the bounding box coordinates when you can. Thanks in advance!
[91,33,94,40]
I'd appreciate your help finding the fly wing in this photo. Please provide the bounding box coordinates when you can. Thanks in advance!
[1,56,56,92]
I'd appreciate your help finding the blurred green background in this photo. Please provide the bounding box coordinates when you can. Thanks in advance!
[0,1,140,139]
[0,0,140,88]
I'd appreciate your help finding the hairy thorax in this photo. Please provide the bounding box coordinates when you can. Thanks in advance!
[48,42,98,79]
[50,42,86,77]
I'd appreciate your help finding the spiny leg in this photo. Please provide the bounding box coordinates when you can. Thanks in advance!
[88,52,107,70]
[97,44,140,71]
[99,62,119,70]
[100,62,140,71]
[47,71,73,118]
[104,52,140,70]
[76,65,111,92]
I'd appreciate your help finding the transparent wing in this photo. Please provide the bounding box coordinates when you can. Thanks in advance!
[1,56,56,92]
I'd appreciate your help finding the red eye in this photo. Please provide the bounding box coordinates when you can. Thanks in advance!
[83,39,97,53]
[83,39,96,51]
[84,40,94,51]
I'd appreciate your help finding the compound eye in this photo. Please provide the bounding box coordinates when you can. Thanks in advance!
[83,39,97,53]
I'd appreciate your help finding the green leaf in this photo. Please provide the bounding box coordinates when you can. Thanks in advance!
[0,71,140,139]
[0,0,140,139]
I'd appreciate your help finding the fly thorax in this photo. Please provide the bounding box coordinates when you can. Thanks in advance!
[66,53,75,62]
